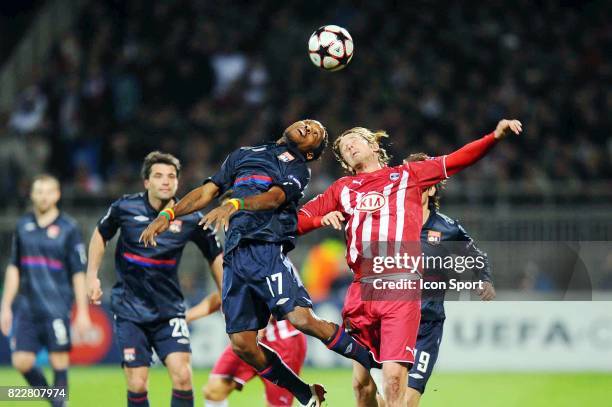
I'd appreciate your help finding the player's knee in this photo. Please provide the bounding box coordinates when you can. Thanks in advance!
[170,365,192,388]
[286,309,311,331]
[203,380,231,401]
[383,373,404,400]
[126,373,148,393]
[12,354,35,373]
[352,377,377,402]
[230,337,256,361]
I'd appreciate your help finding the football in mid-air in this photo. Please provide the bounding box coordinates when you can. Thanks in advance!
[308,25,354,71]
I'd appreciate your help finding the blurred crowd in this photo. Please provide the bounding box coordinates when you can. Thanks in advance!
[0,0,610,207]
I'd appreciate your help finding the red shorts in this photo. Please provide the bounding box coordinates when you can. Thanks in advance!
[342,281,421,364]
[210,333,307,406]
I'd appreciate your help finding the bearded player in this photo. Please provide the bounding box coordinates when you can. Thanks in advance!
[140,120,379,407]
[297,119,521,406]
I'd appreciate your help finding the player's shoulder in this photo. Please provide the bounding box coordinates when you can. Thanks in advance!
[112,192,144,207]
[57,212,80,229]
[238,142,277,155]
[431,211,458,229]
[432,211,467,235]
[15,213,35,230]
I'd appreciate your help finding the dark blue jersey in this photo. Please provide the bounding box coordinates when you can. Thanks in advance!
[10,212,86,319]
[97,192,222,323]
[420,210,491,321]
[205,142,310,254]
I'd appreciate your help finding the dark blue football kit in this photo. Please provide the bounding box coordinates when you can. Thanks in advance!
[97,192,221,367]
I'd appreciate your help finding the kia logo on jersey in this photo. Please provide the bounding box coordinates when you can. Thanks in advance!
[357,192,386,212]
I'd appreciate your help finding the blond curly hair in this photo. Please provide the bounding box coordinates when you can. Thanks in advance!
[333,127,391,174]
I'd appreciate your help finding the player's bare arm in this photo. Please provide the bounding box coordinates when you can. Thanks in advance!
[86,228,107,305]
[72,272,92,335]
[0,265,19,336]
[200,186,287,232]
[185,292,221,323]
[140,182,220,246]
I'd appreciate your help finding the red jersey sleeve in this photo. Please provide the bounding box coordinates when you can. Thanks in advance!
[404,156,448,188]
[299,182,341,218]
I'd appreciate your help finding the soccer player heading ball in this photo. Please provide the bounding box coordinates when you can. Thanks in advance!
[141,120,382,407]
[298,119,522,405]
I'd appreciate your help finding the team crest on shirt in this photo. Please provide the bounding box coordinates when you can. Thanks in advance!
[47,225,61,239]
[427,230,442,245]
[390,172,400,181]
[169,220,183,233]
[277,151,295,162]
[123,348,136,362]
[24,222,36,232]
[356,192,386,212]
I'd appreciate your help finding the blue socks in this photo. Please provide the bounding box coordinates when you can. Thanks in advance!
[257,346,312,404]
[127,391,149,406]
[323,324,375,369]
[22,367,48,387]
[171,389,193,406]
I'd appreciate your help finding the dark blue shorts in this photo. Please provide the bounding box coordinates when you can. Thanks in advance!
[114,316,191,368]
[10,313,71,353]
[222,242,312,334]
[408,319,444,394]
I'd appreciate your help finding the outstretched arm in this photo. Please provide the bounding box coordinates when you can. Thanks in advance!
[140,182,220,246]
[200,186,287,232]
[445,119,522,176]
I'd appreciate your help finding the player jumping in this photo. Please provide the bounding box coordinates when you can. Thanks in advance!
[297,119,521,406]
[0,174,91,407]
[140,120,379,407]
[86,152,223,407]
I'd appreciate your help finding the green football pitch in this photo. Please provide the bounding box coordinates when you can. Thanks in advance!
[0,367,610,406]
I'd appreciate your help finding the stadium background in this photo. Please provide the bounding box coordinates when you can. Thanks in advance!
[0,0,610,405]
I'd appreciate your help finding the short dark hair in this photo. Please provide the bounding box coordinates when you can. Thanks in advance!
[404,152,445,210]
[141,151,181,180]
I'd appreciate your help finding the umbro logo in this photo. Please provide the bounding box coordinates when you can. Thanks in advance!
[134,215,149,222]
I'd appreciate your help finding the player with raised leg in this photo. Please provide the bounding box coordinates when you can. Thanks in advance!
[0,175,91,407]
[140,120,379,407]
[86,152,223,407]
[297,119,521,406]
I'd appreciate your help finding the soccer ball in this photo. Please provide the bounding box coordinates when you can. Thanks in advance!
[308,25,354,71]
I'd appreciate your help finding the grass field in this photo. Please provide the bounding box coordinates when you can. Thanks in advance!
[0,367,610,406]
